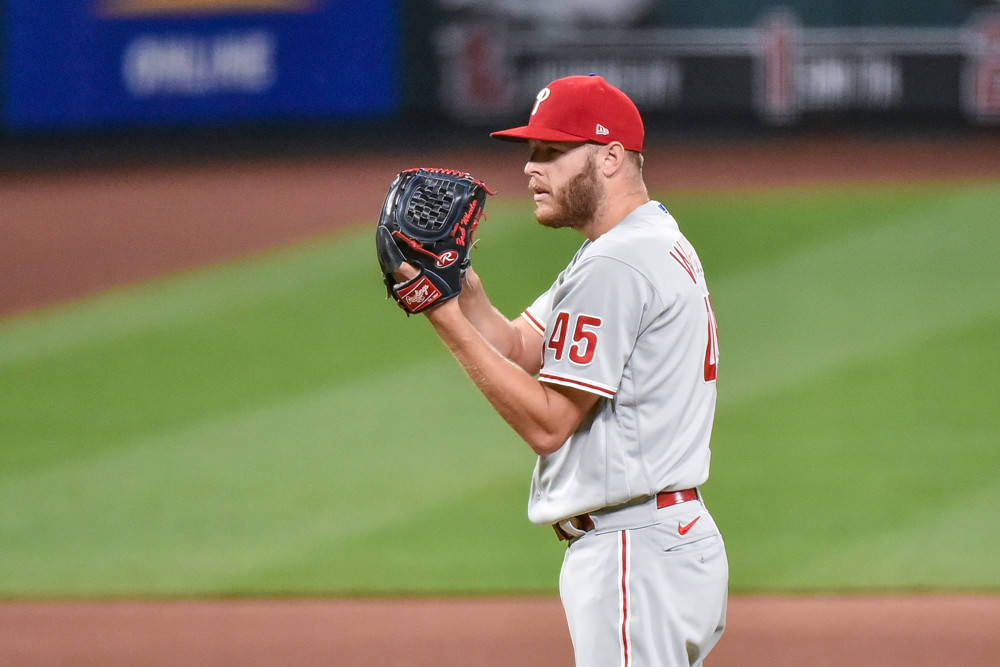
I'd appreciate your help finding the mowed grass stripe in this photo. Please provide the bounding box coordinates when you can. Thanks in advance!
[0,198,571,368]
[701,183,1000,404]
[786,476,1000,590]
[0,200,577,477]
[1,181,997,595]
[0,360,532,595]
[698,183,1000,591]
[0,237,448,476]
[0,232,377,367]
[218,473,561,595]
[709,312,1000,591]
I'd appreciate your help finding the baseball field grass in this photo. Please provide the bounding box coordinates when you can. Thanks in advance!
[1,181,998,597]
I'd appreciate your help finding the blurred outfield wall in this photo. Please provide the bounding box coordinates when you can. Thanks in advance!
[1,1,999,152]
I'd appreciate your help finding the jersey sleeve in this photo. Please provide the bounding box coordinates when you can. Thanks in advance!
[520,287,553,336]
[537,256,652,399]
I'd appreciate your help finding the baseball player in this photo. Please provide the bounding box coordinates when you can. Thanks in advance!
[378,74,727,666]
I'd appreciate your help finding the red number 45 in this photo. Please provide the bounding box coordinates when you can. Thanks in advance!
[548,312,602,365]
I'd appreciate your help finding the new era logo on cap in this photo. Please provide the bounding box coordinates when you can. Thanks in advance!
[490,74,644,152]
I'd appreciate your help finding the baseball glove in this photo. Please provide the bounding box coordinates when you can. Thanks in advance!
[376,167,494,314]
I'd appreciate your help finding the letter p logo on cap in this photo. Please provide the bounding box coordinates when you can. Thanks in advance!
[531,87,551,115]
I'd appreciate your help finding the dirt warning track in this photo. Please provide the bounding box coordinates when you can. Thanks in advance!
[1,595,997,666]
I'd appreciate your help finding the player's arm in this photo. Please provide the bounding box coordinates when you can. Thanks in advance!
[426,298,599,455]
[458,267,543,376]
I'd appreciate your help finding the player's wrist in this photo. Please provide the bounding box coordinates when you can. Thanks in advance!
[424,296,463,321]
[462,267,482,290]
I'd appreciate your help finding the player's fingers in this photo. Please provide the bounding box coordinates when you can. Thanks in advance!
[461,266,483,292]
[393,261,420,282]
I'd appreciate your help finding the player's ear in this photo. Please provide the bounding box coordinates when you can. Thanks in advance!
[598,141,627,177]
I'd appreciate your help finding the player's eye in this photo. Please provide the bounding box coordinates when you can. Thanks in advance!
[530,146,571,163]
[529,148,554,162]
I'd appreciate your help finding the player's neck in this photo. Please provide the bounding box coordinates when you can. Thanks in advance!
[582,188,649,241]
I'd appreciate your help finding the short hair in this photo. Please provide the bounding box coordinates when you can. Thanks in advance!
[627,150,644,173]
[586,142,644,175]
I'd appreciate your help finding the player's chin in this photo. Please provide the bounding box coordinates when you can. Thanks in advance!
[534,208,573,229]
[533,202,559,226]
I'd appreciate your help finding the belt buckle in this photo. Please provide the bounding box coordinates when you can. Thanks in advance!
[553,514,594,543]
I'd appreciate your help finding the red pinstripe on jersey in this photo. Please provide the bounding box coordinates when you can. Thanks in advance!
[669,242,699,284]
[619,530,631,667]
[521,309,546,335]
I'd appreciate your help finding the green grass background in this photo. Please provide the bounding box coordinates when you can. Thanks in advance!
[2,181,998,597]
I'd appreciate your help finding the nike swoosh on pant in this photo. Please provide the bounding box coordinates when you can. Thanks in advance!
[678,516,701,535]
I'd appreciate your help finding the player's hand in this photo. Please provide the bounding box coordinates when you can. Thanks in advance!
[392,261,458,316]
[392,261,420,283]
[462,266,482,291]
[375,168,493,315]
[392,260,465,320]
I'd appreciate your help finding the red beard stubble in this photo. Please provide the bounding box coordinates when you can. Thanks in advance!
[535,151,603,230]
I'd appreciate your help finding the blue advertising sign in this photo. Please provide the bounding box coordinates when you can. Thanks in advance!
[4,1,398,129]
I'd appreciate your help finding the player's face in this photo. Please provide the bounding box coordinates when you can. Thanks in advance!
[525,141,603,229]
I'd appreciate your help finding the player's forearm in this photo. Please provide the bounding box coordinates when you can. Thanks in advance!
[457,279,514,352]
[427,301,575,455]
[458,270,540,374]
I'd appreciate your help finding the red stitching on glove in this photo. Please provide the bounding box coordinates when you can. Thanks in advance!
[401,167,496,196]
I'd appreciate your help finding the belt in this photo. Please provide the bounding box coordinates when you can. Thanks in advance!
[553,488,699,542]
[656,487,699,508]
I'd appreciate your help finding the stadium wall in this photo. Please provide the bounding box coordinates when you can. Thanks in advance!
[1,1,999,164]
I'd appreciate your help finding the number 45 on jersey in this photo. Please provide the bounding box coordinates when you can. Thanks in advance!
[545,299,719,383]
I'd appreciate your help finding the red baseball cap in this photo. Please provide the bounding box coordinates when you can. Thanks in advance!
[490,74,644,152]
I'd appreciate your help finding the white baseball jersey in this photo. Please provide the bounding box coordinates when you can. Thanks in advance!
[521,200,719,525]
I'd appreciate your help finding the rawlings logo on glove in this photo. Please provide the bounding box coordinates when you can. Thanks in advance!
[375,168,494,314]
[396,276,442,312]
